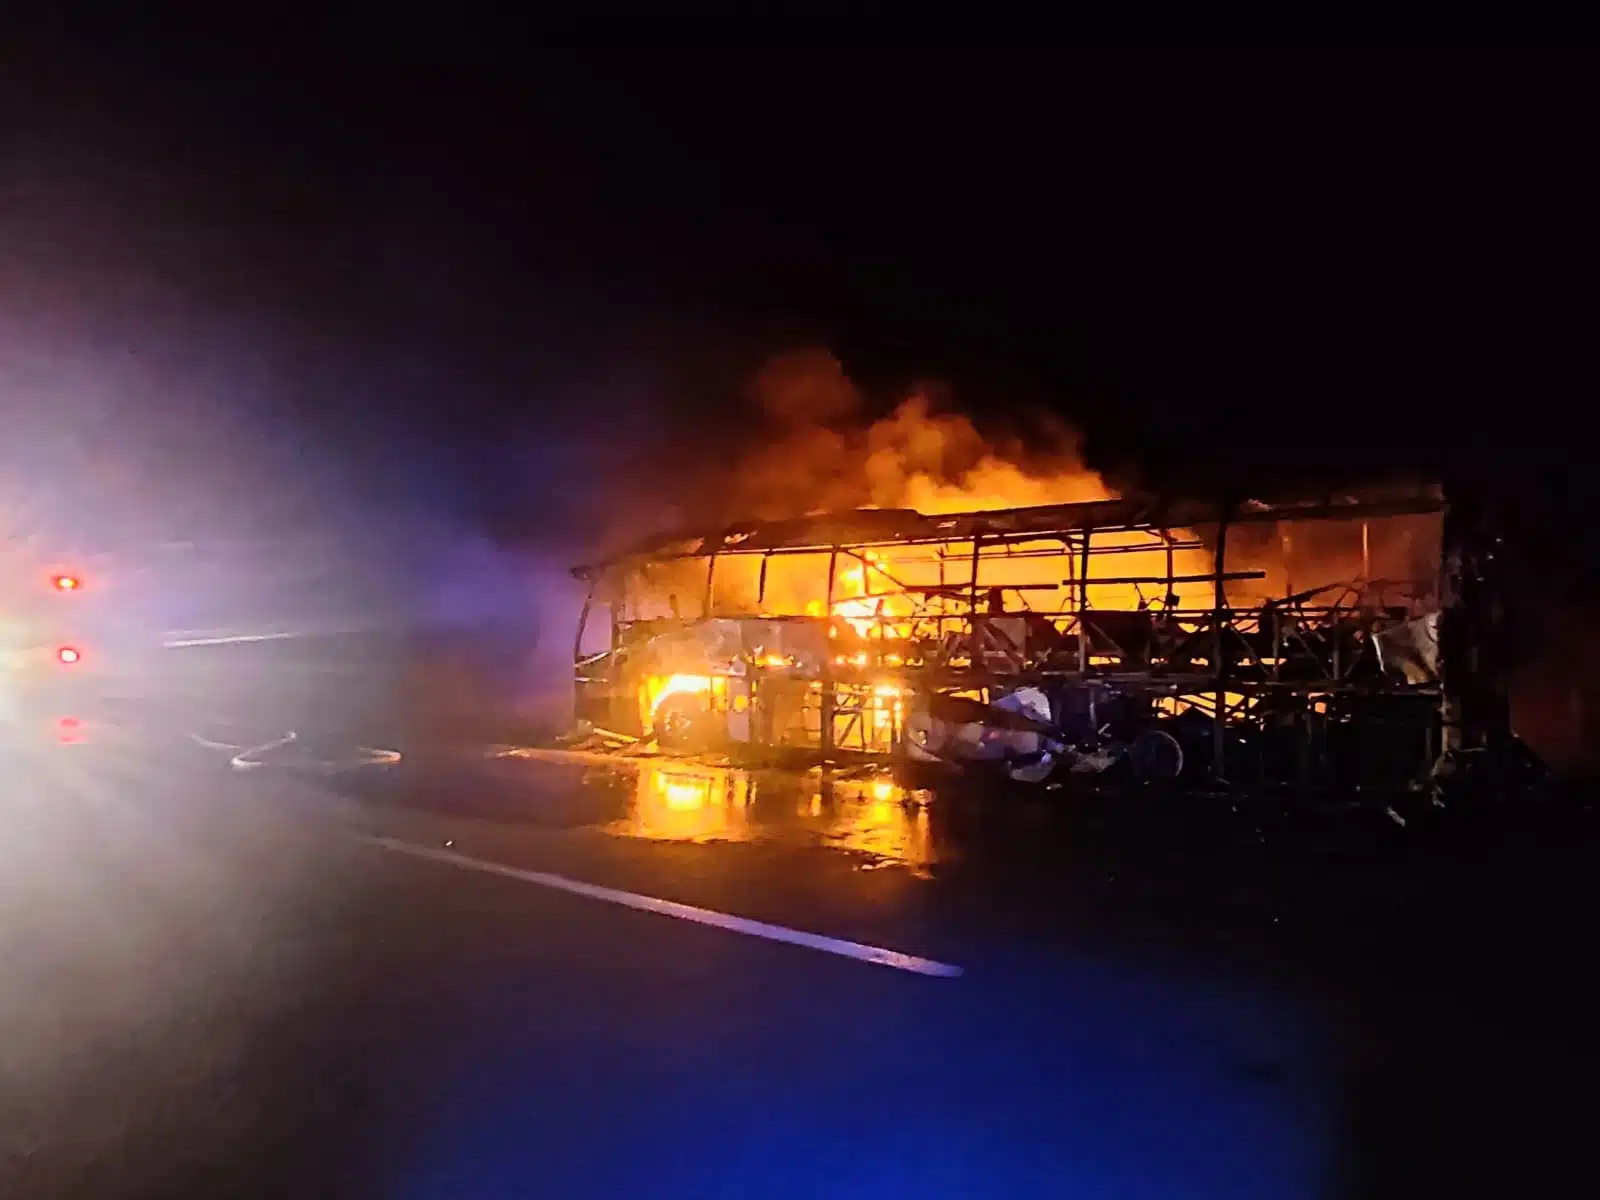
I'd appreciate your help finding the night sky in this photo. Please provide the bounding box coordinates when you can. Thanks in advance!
[2,33,1592,559]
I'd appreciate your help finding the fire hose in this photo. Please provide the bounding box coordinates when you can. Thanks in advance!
[157,630,407,772]
[185,728,402,773]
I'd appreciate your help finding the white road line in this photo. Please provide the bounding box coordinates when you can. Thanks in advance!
[360,835,964,979]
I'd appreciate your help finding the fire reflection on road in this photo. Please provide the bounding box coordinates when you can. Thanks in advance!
[606,762,940,876]
[608,764,754,845]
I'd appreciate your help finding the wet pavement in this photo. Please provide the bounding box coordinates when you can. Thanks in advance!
[4,733,1600,1197]
[380,751,946,871]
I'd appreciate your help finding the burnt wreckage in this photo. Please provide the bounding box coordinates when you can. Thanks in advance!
[569,484,1521,797]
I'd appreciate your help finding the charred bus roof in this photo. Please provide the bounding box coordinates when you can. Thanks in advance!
[571,485,1446,579]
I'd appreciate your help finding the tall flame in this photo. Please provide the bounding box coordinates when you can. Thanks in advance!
[692,350,1215,622]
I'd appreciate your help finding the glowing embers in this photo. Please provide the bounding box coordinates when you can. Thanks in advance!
[642,673,718,723]
[639,673,730,750]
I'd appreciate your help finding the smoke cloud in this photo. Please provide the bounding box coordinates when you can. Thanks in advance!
[710,347,1114,523]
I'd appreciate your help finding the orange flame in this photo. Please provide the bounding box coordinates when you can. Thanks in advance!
[625,350,1436,627]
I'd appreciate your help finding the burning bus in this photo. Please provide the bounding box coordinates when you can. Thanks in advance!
[569,483,1517,797]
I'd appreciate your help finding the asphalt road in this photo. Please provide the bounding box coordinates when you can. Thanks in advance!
[4,731,1599,1198]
